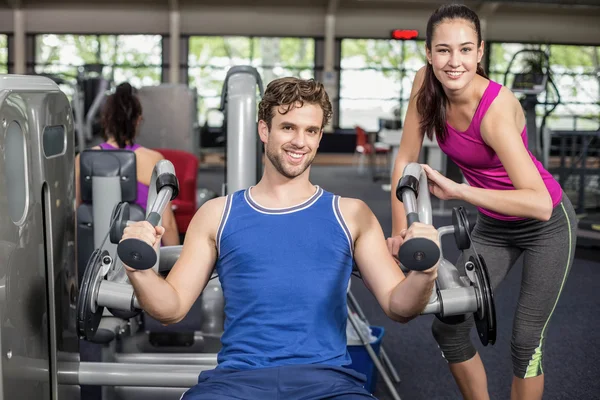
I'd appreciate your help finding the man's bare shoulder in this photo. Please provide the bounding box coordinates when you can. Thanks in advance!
[196,195,228,219]
[182,195,228,243]
[338,197,369,212]
[338,197,374,225]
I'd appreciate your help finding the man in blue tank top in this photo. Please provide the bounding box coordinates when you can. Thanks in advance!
[122,77,440,399]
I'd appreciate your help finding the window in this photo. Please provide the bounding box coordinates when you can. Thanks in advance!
[188,36,315,126]
[339,38,426,131]
[35,34,163,96]
[489,42,600,131]
[0,34,7,74]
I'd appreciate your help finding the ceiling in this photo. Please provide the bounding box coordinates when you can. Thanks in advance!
[1,0,600,9]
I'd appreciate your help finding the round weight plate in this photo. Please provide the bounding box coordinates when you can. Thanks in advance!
[471,255,496,346]
[452,207,471,250]
[77,249,107,341]
[110,202,130,244]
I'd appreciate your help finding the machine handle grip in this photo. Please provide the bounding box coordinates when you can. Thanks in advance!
[146,212,161,227]
[396,163,440,271]
[406,212,420,227]
[117,161,178,270]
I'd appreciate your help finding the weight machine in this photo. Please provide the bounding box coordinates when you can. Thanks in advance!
[396,163,497,345]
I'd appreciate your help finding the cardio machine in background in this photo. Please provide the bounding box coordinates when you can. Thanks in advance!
[505,49,600,248]
[503,48,560,166]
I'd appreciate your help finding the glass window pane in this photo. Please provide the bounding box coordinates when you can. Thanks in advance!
[34,34,164,99]
[112,67,162,87]
[188,65,227,125]
[489,43,554,88]
[257,67,314,87]
[198,96,223,127]
[0,34,7,73]
[188,36,252,67]
[33,64,79,98]
[341,39,402,69]
[402,40,427,66]
[35,34,163,77]
[549,45,598,74]
[112,35,162,67]
[552,72,599,105]
[339,99,401,131]
[250,37,314,68]
[545,104,600,131]
[36,34,102,67]
[489,43,528,76]
[188,36,316,126]
[340,69,401,101]
[340,38,427,129]
[489,42,600,134]
[188,66,229,98]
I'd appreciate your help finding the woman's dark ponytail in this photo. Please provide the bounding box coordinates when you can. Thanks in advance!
[416,4,487,143]
[101,82,142,148]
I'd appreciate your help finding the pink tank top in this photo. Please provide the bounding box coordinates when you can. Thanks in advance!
[437,80,562,221]
[98,142,150,211]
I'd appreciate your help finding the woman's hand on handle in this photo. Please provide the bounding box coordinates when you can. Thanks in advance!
[422,164,462,201]
[120,221,164,272]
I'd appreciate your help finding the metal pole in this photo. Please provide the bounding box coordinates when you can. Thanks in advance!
[57,362,209,387]
[347,291,401,383]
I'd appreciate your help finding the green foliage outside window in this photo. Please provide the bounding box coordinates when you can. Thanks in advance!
[0,35,7,74]
[188,36,315,126]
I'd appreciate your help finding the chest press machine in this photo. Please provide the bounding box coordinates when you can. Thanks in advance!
[396,163,497,346]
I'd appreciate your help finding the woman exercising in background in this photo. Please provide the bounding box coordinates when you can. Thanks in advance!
[387,4,577,400]
[75,82,180,246]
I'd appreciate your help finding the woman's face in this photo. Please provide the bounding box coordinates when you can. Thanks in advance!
[426,19,484,93]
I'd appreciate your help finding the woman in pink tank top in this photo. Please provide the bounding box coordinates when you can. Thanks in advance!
[75,82,180,246]
[388,4,577,400]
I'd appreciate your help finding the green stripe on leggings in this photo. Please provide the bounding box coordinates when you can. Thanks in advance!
[524,202,573,378]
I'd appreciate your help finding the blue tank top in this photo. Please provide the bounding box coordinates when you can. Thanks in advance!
[215,186,354,370]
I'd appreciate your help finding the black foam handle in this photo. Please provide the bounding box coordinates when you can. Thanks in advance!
[406,212,419,227]
[397,237,440,271]
[156,173,180,201]
[396,175,419,203]
[117,238,157,270]
[147,211,161,227]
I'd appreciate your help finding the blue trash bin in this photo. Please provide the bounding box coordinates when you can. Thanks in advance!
[346,326,385,393]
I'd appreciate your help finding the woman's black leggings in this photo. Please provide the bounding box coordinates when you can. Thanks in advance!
[432,193,577,378]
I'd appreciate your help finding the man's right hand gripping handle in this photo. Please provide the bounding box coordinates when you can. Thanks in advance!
[392,164,441,272]
[120,221,164,272]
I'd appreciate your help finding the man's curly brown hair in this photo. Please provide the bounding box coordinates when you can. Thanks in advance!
[258,77,333,130]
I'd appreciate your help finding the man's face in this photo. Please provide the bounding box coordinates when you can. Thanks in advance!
[259,102,323,179]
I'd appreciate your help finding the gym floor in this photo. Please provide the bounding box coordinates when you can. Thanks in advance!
[193,160,600,400]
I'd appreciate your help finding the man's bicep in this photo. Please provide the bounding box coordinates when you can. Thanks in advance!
[353,205,406,315]
[165,201,221,318]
